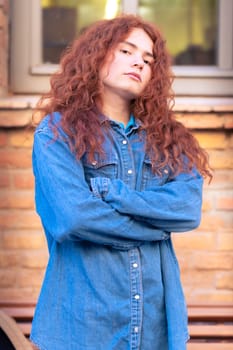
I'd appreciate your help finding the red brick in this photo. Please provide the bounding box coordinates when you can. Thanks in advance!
[0,210,41,229]
[193,252,233,270]
[0,268,45,288]
[199,212,232,231]
[207,170,233,189]
[12,170,34,189]
[0,250,48,269]
[0,0,9,14]
[1,229,46,249]
[0,288,39,302]
[0,190,34,209]
[0,268,16,286]
[8,129,33,148]
[21,251,48,269]
[216,272,233,289]
[0,251,21,267]
[14,268,45,288]
[174,251,195,270]
[181,269,215,288]
[185,289,233,304]
[217,232,233,251]
[0,6,7,28]
[208,149,233,169]
[0,130,7,146]
[173,231,216,250]
[201,197,213,211]
[193,131,228,149]
[0,149,32,168]
[216,196,233,211]
[0,171,10,187]
[202,189,215,211]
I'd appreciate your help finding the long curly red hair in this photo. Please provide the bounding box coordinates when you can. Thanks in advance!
[35,14,212,180]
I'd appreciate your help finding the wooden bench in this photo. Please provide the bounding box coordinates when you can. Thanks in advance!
[0,301,232,349]
[187,304,233,350]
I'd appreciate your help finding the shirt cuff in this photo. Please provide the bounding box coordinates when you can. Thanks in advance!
[90,177,111,199]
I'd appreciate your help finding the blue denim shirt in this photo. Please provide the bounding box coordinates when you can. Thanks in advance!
[30,112,203,350]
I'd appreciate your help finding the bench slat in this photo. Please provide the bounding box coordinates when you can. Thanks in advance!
[0,306,35,319]
[188,306,233,321]
[189,325,233,338]
[188,343,233,350]
[1,301,233,348]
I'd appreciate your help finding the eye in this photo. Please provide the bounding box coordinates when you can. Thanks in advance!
[144,58,153,65]
[120,49,131,55]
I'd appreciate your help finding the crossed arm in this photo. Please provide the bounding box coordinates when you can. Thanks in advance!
[33,127,203,249]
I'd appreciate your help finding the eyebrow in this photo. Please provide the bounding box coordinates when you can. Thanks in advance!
[122,41,154,59]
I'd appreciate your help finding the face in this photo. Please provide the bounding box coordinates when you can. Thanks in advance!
[99,28,154,101]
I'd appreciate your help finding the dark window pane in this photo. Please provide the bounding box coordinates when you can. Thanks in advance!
[41,0,121,63]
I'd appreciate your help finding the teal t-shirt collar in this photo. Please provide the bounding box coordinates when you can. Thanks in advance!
[118,114,135,133]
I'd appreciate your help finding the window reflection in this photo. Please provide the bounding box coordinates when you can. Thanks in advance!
[41,0,218,66]
[138,0,217,66]
[41,0,121,63]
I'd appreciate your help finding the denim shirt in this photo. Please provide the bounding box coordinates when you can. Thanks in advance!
[30,112,203,350]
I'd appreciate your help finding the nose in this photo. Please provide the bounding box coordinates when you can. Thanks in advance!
[132,55,144,70]
[133,62,144,70]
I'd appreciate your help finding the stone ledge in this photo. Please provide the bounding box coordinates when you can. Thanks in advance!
[0,110,33,127]
[0,95,39,109]
[174,97,233,112]
[176,114,233,129]
[0,95,233,112]
[0,95,233,129]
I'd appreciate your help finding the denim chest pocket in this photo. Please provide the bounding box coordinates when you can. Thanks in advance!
[82,153,118,185]
[141,156,170,190]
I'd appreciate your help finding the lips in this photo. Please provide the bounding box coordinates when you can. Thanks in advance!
[125,72,141,82]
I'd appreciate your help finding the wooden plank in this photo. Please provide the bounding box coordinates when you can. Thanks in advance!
[188,306,233,321]
[188,343,233,350]
[0,299,36,307]
[17,322,32,337]
[0,306,35,319]
[189,325,233,338]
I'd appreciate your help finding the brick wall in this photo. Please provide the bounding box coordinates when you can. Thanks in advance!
[0,0,232,306]
[0,107,48,301]
[174,111,233,304]
[0,0,8,96]
[0,102,232,304]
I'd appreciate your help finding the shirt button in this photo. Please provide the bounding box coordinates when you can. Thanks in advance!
[134,326,139,333]
[133,263,138,268]
[128,169,133,174]
[134,294,140,300]
[122,140,127,144]
[164,169,169,174]
[92,161,97,166]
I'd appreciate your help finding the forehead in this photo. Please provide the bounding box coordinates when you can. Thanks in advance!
[122,28,153,53]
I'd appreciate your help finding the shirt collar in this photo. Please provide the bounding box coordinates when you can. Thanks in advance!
[100,113,141,131]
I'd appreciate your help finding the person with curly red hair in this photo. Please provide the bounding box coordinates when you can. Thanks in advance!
[30,14,212,350]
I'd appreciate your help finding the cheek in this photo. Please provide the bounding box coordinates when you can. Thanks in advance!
[143,69,152,86]
[100,61,118,82]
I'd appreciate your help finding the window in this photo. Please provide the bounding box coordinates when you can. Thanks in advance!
[10,0,233,96]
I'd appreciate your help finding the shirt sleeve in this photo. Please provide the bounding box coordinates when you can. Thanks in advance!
[90,169,203,233]
[33,128,169,249]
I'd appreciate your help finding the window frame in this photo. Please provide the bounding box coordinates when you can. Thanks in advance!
[10,0,233,96]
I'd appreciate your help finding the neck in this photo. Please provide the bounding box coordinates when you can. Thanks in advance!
[101,91,131,127]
